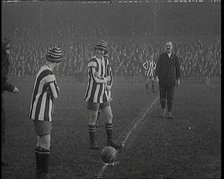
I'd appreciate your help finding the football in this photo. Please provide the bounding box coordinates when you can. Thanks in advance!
[101,146,117,164]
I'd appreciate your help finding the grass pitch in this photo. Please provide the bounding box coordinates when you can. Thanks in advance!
[2,77,221,179]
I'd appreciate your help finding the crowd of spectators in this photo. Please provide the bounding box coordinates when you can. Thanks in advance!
[7,31,221,80]
[3,2,220,80]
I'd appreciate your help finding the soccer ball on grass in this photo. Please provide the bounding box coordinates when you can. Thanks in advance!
[101,146,117,164]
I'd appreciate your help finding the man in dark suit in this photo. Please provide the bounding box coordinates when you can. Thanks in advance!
[1,38,19,166]
[155,41,180,119]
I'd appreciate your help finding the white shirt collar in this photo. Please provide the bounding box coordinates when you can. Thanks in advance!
[167,52,172,58]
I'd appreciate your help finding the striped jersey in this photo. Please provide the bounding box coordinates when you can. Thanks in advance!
[84,55,111,103]
[29,65,59,121]
[143,60,157,77]
[105,55,113,100]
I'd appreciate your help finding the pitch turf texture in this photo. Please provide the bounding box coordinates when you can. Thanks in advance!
[2,77,221,179]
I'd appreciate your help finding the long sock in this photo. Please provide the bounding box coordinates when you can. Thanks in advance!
[34,146,41,171]
[39,148,50,174]
[106,123,122,149]
[160,99,166,109]
[89,125,96,143]
[105,123,113,141]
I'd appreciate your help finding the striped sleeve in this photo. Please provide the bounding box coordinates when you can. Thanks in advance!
[107,65,113,87]
[88,58,106,84]
[143,61,147,69]
[92,68,106,84]
[45,74,59,99]
[45,73,55,83]
[88,59,97,68]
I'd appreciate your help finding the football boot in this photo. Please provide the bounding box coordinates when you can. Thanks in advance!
[90,141,100,150]
[107,140,122,150]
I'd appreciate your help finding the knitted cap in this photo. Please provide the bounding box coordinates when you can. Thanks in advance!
[94,40,108,52]
[46,47,62,63]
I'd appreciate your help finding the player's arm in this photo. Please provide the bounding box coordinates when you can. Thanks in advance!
[2,80,15,92]
[91,67,109,84]
[152,62,157,80]
[45,74,59,99]
[106,64,113,86]
[88,59,108,84]
[49,81,59,99]
[2,77,19,93]
[142,61,147,69]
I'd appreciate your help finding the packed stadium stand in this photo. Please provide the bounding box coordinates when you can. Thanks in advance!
[2,1,221,80]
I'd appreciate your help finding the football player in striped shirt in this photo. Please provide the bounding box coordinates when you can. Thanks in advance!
[143,55,157,93]
[29,47,62,179]
[95,53,113,128]
[84,40,122,150]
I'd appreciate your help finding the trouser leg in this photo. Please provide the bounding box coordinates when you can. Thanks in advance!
[167,85,175,112]
[159,84,167,109]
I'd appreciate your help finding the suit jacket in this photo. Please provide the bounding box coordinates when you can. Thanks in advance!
[155,52,180,86]
[1,51,15,93]
[1,76,15,93]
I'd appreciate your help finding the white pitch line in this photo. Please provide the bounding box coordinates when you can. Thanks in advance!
[97,96,159,178]
[122,96,159,145]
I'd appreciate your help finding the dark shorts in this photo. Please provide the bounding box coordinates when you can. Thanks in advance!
[34,120,52,136]
[87,101,110,111]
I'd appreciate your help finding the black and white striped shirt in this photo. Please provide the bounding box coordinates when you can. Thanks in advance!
[105,55,113,100]
[84,56,110,103]
[29,65,59,121]
[143,60,157,77]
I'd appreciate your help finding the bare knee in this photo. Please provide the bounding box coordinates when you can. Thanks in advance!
[103,107,113,123]
[88,110,98,125]
[39,135,51,150]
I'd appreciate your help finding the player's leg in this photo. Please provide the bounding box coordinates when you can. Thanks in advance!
[34,136,41,179]
[87,102,100,149]
[167,85,175,119]
[96,109,101,128]
[102,103,122,149]
[151,78,156,93]
[159,84,167,117]
[34,121,52,179]
[39,134,51,179]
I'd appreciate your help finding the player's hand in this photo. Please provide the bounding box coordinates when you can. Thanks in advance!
[106,76,111,82]
[57,86,60,93]
[106,85,111,90]
[94,71,100,78]
[13,87,19,93]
